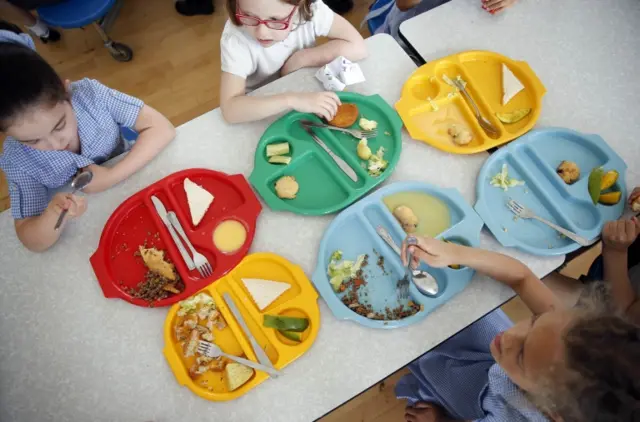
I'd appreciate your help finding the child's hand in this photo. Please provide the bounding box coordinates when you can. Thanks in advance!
[602,217,640,252]
[82,164,115,194]
[289,92,341,122]
[629,187,640,211]
[405,402,449,422]
[47,192,87,220]
[401,236,460,269]
[482,0,517,14]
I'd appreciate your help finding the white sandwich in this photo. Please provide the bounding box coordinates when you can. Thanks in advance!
[184,178,214,226]
[242,278,291,311]
[502,64,525,106]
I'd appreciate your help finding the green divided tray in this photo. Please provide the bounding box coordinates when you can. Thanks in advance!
[249,92,403,215]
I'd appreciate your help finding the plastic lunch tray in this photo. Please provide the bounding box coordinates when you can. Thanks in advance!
[312,181,484,329]
[90,168,262,307]
[475,128,627,256]
[163,253,320,401]
[249,92,403,215]
[396,50,546,154]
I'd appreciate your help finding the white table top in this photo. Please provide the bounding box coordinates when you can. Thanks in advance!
[0,34,562,422]
[400,0,640,188]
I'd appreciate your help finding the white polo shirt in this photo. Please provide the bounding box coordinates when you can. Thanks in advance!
[220,0,334,91]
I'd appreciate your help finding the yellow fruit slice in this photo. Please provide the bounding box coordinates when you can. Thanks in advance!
[496,108,532,124]
[599,191,622,205]
[601,170,619,191]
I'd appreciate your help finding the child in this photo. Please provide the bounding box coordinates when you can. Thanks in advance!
[365,0,517,55]
[585,188,640,323]
[0,26,176,252]
[397,236,639,422]
[219,0,368,123]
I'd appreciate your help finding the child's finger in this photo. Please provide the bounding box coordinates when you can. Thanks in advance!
[326,91,341,105]
[483,0,503,8]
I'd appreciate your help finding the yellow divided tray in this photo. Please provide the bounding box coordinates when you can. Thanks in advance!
[163,253,320,401]
[396,51,546,154]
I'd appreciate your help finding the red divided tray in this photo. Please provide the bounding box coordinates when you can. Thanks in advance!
[90,169,262,307]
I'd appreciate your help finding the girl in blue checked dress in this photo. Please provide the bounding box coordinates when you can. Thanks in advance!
[0,24,176,252]
[397,236,640,422]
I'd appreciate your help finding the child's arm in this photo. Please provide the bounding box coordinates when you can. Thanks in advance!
[219,72,341,124]
[395,0,422,12]
[281,14,368,76]
[83,105,175,194]
[402,236,562,314]
[602,218,640,321]
[15,193,87,252]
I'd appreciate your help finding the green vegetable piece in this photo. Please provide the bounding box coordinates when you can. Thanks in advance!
[588,167,604,205]
[268,155,291,165]
[263,315,309,332]
[266,142,290,157]
[279,330,302,342]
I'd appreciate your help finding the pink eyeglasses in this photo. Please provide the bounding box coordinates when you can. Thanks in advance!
[235,4,297,30]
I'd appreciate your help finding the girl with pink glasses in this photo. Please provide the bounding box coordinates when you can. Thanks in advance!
[219,0,367,124]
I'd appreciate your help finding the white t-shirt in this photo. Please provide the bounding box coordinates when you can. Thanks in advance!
[220,0,334,91]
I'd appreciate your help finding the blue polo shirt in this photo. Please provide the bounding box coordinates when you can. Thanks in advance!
[0,78,143,219]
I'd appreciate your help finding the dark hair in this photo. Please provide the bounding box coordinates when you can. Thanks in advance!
[226,0,314,26]
[0,39,66,132]
[0,19,23,34]
[531,288,640,422]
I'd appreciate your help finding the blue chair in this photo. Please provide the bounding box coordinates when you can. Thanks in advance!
[37,0,133,61]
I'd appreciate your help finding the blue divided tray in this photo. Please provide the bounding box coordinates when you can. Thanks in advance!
[311,181,484,329]
[475,128,627,256]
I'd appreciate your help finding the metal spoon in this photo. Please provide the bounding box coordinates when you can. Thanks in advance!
[54,170,93,231]
[405,237,439,296]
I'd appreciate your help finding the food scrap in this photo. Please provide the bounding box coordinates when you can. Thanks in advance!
[341,291,422,321]
[358,117,378,131]
[225,363,254,392]
[275,175,299,199]
[502,64,524,106]
[212,219,247,254]
[367,147,388,177]
[632,197,640,212]
[588,167,621,205]
[263,315,309,332]
[130,247,184,303]
[328,103,359,128]
[496,108,531,124]
[242,278,291,311]
[184,178,214,227]
[393,205,419,233]
[490,164,525,191]
[174,293,230,379]
[327,250,367,292]
[556,161,580,185]
[448,124,473,146]
[427,97,439,111]
[357,138,372,160]
[266,142,292,165]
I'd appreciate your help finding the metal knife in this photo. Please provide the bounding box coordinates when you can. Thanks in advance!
[222,292,280,378]
[302,125,358,182]
[150,196,196,271]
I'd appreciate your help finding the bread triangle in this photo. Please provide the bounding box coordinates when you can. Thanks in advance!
[502,64,525,106]
[184,178,214,226]
[242,278,291,311]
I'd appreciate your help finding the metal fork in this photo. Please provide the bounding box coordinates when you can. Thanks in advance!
[197,341,280,376]
[299,120,378,139]
[506,199,591,247]
[451,78,500,138]
[167,212,213,278]
[376,226,410,299]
